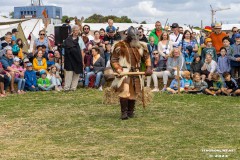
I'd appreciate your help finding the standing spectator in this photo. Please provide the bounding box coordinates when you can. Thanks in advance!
[201,38,217,62]
[11,28,18,41]
[230,27,238,45]
[0,48,16,93]
[32,30,52,55]
[11,57,25,94]
[192,32,199,45]
[162,48,186,91]
[16,38,24,59]
[228,33,240,78]
[84,47,105,89]
[83,25,94,41]
[33,50,47,72]
[178,30,198,56]
[217,47,231,82]
[62,19,72,35]
[24,62,39,91]
[149,21,163,45]
[99,28,106,40]
[169,23,183,48]
[147,37,158,63]
[88,31,105,57]
[179,27,184,34]
[209,23,227,55]
[138,27,148,43]
[200,26,212,50]
[201,54,217,81]
[64,25,84,91]
[37,70,55,91]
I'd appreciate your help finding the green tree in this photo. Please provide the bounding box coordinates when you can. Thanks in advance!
[84,14,132,23]
[9,12,14,19]
[140,20,147,24]
[61,15,74,23]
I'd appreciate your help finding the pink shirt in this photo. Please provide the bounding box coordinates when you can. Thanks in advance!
[11,64,24,78]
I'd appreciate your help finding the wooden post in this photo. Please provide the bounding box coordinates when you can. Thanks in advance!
[177,66,180,94]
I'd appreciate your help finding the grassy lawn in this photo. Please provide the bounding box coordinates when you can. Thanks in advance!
[0,89,239,160]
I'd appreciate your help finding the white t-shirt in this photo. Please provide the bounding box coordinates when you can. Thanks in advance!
[170,33,183,47]
[206,60,217,73]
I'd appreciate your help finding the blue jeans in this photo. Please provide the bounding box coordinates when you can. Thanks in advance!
[84,71,103,87]
[14,78,25,91]
[4,75,10,90]
[85,67,91,73]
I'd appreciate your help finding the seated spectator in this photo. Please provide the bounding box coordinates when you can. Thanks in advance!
[103,28,120,45]
[146,50,166,92]
[184,45,195,71]
[0,48,16,93]
[84,51,93,73]
[37,70,55,91]
[205,73,223,96]
[11,57,25,94]
[23,58,30,70]
[217,47,230,82]
[84,47,105,89]
[166,72,184,94]
[1,32,12,49]
[201,38,217,62]
[181,71,193,91]
[190,73,208,94]
[88,31,105,58]
[0,62,10,93]
[24,62,39,91]
[47,52,55,69]
[221,72,240,96]
[201,54,217,82]
[47,65,62,91]
[190,54,204,77]
[162,48,186,91]
[33,50,47,72]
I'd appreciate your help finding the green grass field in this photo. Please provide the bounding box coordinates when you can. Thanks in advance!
[0,89,239,160]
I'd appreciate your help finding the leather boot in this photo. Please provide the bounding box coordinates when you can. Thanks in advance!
[120,98,129,120]
[128,99,136,118]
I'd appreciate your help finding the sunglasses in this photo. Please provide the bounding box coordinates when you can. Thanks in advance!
[84,28,89,30]
[153,52,159,55]
[40,34,45,36]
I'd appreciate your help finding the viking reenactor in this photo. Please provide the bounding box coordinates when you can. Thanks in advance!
[110,26,152,120]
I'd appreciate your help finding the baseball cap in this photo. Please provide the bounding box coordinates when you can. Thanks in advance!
[23,58,30,63]
[171,23,179,28]
[40,70,46,75]
[26,62,33,67]
[235,33,240,38]
[48,53,54,58]
[13,57,20,62]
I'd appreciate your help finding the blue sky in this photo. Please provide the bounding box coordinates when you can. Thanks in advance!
[1,0,240,26]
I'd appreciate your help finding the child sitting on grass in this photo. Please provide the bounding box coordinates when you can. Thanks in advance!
[205,73,223,96]
[37,70,55,91]
[181,71,194,92]
[24,62,39,91]
[189,73,208,94]
[47,65,62,91]
[221,72,240,96]
[11,57,25,94]
[166,72,184,94]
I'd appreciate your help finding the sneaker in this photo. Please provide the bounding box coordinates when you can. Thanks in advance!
[151,88,159,92]
[98,86,103,91]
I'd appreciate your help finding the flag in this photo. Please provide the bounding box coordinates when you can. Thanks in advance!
[42,8,48,18]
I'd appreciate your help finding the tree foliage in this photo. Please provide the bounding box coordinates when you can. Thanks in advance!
[61,15,75,23]
[84,14,132,23]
